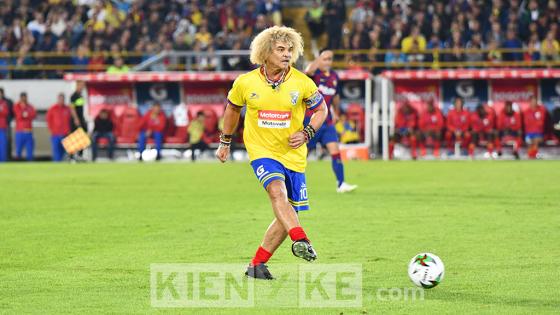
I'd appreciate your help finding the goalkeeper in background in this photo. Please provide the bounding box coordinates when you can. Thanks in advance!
[304,50,357,193]
[216,26,328,280]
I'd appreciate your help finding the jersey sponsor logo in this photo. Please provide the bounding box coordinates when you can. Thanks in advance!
[258,110,292,128]
[250,92,259,99]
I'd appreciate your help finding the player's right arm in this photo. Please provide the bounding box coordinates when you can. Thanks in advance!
[216,104,241,162]
[216,76,245,163]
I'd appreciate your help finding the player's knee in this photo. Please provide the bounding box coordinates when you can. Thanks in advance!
[266,180,287,202]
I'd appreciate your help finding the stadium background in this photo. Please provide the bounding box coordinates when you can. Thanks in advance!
[0,0,559,160]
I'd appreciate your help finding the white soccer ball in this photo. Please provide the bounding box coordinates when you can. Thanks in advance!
[408,253,445,288]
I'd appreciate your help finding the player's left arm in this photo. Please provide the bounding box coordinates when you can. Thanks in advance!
[289,100,327,149]
[331,94,341,123]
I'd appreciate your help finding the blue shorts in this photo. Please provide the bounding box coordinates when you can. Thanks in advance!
[525,133,543,142]
[251,158,309,211]
[307,124,339,149]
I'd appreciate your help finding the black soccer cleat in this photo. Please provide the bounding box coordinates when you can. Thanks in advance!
[292,239,317,262]
[245,263,274,280]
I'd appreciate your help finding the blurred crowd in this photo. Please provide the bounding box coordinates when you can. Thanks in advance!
[0,0,282,78]
[306,0,560,70]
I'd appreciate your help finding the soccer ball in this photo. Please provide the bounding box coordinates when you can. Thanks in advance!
[408,253,445,288]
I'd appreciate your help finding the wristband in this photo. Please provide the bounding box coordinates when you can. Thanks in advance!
[220,133,232,147]
[302,125,316,143]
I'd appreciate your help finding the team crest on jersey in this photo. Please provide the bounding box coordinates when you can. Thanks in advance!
[290,91,299,105]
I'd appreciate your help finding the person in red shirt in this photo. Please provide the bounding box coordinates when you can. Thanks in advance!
[46,93,72,162]
[444,97,471,155]
[418,100,444,157]
[13,92,36,161]
[469,103,497,158]
[523,97,547,159]
[0,96,8,162]
[497,100,522,159]
[138,102,166,161]
[389,101,419,159]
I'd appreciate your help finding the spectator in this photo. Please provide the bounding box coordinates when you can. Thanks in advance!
[524,33,541,62]
[389,101,419,160]
[305,0,325,57]
[46,93,71,162]
[502,28,523,61]
[401,25,426,64]
[444,97,471,156]
[540,30,559,62]
[497,101,522,159]
[72,44,90,71]
[91,108,115,161]
[523,97,547,159]
[258,0,282,26]
[13,92,36,161]
[138,103,166,161]
[487,39,503,64]
[324,0,346,50]
[106,56,129,73]
[465,33,485,64]
[418,100,444,158]
[188,111,210,162]
[385,34,406,66]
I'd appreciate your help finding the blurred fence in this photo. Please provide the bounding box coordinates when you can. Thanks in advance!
[0,47,558,78]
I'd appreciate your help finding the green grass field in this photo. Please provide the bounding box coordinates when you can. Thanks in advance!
[1,160,559,314]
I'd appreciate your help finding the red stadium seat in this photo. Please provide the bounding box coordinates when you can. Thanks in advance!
[116,107,141,144]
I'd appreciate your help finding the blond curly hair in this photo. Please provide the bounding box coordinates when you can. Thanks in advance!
[249,26,304,65]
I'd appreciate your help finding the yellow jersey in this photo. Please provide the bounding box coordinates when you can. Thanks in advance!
[227,67,323,172]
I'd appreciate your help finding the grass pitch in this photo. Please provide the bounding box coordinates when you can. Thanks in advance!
[1,160,559,314]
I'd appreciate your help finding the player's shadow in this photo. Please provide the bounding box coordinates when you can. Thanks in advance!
[429,291,560,309]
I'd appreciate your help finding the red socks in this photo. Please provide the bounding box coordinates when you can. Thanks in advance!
[289,226,308,242]
[250,227,309,266]
[251,246,272,266]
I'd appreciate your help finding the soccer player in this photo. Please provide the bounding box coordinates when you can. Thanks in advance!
[523,97,547,159]
[216,26,328,280]
[444,97,471,156]
[137,102,166,161]
[304,49,357,192]
[389,100,419,159]
[46,93,72,162]
[418,100,444,157]
[468,103,497,158]
[13,92,36,161]
[497,101,522,159]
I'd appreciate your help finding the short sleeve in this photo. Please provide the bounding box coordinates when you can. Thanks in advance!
[227,76,245,108]
[302,76,324,110]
